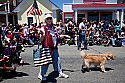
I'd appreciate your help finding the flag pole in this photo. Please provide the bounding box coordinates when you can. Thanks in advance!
[38,15,40,24]
[34,15,37,26]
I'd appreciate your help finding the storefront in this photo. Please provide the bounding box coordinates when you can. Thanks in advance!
[63,1,125,26]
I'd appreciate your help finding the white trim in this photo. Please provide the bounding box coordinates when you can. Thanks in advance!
[116,10,120,21]
[121,9,124,28]
[75,10,77,23]
[73,7,125,10]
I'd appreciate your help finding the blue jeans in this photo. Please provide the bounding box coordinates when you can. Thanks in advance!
[78,34,87,49]
[110,38,116,46]
[39,49,62,76]
[122,38,125,46]
[29,38,34,45]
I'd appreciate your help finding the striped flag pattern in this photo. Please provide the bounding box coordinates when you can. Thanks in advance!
[33,47,52,67]
[27,0,42,16]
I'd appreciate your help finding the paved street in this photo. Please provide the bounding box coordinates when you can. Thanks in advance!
[1,45,125,83]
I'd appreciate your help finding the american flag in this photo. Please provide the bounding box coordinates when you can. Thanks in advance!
[27,0,42,16]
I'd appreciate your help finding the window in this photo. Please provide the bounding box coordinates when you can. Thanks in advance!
[64,14,73,21]
[88,12,99,22]
[65,14,72,19]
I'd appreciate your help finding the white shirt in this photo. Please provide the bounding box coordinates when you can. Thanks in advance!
[40,26,57,47]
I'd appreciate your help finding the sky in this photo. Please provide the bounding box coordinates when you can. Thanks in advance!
[50,0,72,10]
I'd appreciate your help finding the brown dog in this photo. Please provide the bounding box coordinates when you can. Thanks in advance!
[80,51,115,72]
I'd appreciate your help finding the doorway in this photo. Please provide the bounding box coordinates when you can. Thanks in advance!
[88,12,99,22]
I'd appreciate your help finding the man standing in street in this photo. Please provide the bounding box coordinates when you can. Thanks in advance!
[78,18,88,50]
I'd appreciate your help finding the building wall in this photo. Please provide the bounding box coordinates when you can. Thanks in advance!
[63,0,125,24]
[73,0,118,4]
[63,4,73,12]
[63,4,74,22]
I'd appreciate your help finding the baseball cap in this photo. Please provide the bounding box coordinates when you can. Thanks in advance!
[82,18,86,20]
[45,14,52,19]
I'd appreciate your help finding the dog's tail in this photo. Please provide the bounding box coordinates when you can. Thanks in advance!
[80,50,86,58]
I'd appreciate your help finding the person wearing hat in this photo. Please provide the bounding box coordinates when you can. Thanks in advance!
[38,14,69,81]
[78,18,88,50]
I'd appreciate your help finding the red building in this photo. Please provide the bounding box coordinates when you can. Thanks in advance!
[63,0,125,25]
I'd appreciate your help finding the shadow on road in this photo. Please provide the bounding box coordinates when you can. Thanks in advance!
[0,71,29,82]
[41,71,59,83]
[62,69,75,72]
[81,67,114,73]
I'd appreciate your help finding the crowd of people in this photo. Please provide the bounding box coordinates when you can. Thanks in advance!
[0,18,125,55]
[0,14,125,81]
[0,19,125,50]
[56,19,125,49]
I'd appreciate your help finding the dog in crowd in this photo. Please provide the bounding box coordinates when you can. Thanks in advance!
[80,51,115,73]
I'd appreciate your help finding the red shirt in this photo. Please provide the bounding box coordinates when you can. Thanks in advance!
[6,34,12,38]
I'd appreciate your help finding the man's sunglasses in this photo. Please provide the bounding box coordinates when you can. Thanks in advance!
[46,17,52,20]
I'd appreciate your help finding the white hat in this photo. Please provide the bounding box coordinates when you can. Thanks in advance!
[45,14,52,19]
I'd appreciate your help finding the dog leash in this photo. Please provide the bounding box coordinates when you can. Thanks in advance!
[88,47,103,54]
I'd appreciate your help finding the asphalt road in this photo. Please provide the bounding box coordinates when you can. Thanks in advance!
[1,45,125,83]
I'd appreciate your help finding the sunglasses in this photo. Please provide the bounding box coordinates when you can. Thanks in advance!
[46,17,52,20]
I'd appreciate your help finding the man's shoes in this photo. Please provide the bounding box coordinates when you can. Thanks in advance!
[38,74,47,81]
[59,72,69,78]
